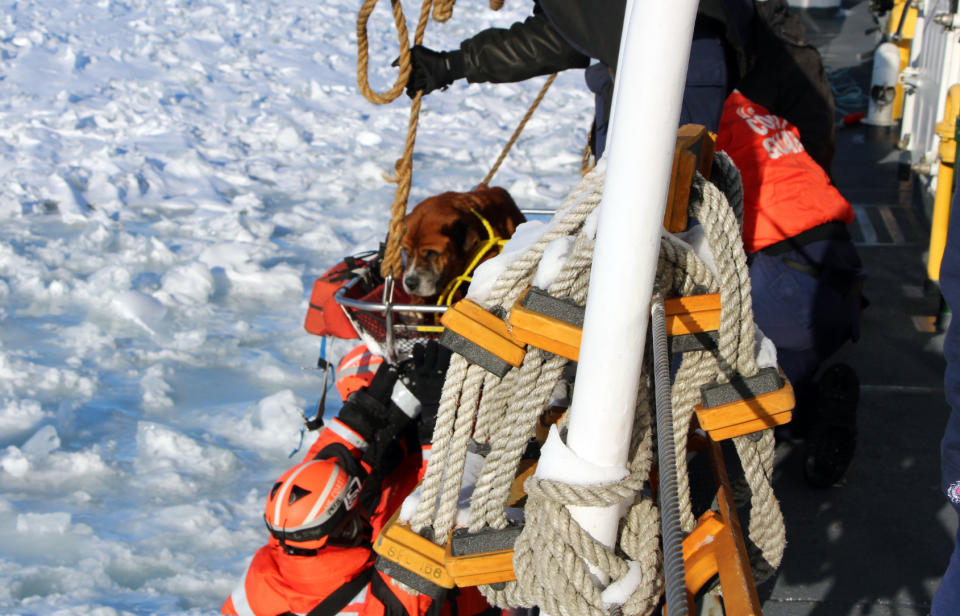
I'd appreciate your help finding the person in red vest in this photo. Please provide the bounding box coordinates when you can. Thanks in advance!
[717,90,866,488]
[222,341,498,616]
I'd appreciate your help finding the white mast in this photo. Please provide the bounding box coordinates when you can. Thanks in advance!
[536,0,699,574]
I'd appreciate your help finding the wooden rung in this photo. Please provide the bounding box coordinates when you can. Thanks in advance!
[534,405,567,444]
[440,299,526,370]
[682,511,726,595]
[695,377,795,441]
[702,410,793,441]
[508,302,582,361]
[446,520,523,589]
[375,514,520,590]
[377,453,537,591]
[507,289,721,359]
[676,432,762,615]
[508,459,538,506]
[663,124,717,233]
[665,292,722,335]
[664,293,721,314]
[374,512,456,590]
[445,548,517,587]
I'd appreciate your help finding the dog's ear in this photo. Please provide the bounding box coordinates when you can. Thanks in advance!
[448,219,481,256]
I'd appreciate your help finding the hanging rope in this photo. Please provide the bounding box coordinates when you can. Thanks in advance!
[380,91,425,279]
[709,150,744,229]
[581,142,595,176]
[357,0,427,105]
[356,0,552,278]
[356,0,436,278]
[481,73,558,187]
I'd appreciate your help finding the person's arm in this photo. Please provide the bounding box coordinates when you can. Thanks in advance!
[459,11,589,83]
[307,342,449,467]
[404,9,588,98]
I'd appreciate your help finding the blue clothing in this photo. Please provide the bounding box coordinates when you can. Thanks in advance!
[585,27,731,159]
[748,237,865,390]
[932,192,960,614]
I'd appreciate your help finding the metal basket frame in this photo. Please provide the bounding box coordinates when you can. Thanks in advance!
[330,210,554,360]
[334,272,447,361]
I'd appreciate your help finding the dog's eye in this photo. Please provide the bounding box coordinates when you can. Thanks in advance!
[423,250,438,262]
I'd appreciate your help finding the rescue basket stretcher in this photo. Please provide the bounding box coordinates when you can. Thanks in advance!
[303,249,446,360]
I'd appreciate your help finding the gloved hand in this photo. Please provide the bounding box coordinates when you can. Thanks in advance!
[402,340,452,446]
[336,362,404,449]
[401,45,465,99]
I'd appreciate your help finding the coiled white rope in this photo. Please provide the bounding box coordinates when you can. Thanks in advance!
[410,158,785,613]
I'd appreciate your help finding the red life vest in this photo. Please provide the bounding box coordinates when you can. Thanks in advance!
[304,256,369,340]
[716,91,854,253]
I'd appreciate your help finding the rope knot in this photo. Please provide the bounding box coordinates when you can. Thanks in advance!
[432,1,454,22]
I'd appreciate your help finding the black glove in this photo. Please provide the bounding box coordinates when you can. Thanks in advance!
[337,362,410,465]
[402,45,465,99]
[402,340,452,445]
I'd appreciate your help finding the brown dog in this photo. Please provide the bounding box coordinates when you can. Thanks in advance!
[401,186,526,300]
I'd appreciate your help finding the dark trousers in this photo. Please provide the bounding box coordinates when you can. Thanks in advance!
[932,195,960,614]
[586,35,729,160]
[748,237,866,394]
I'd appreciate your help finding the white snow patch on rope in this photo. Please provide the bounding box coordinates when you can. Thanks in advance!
[468,220,549,305]
[535,425,628,486]
[600,560,644,608]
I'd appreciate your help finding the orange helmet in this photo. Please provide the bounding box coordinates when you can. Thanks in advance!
[263,458,363,552]
[335,345,385,402]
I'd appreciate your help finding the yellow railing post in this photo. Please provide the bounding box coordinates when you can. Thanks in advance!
[887,0,918,121]
[928,84,960,281]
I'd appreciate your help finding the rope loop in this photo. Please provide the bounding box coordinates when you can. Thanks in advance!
[356,0,419,105]
[432,0,455,22]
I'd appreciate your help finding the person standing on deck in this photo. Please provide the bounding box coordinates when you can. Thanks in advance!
[931,188,960,614]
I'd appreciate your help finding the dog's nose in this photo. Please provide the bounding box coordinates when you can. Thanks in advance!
[404,274,419,292]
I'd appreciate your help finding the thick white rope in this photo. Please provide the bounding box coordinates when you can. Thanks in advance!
[410,158,785,612]
[709,150,744,230]
[469,231,595,531]
[412,164,606,539]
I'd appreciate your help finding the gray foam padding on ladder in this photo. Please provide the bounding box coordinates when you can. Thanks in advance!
[439,328,512,378]
[521,287,585,327]
[450,521,524,556]
[670,331,719,353]
[375,555,447,600]
[699,366,784,408]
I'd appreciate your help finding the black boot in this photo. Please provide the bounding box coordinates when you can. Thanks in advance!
[802,363,860,488]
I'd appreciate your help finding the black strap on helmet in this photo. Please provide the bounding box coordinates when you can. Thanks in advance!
[313,442,368,483]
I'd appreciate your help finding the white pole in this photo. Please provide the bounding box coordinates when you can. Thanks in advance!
[545,0,699,562]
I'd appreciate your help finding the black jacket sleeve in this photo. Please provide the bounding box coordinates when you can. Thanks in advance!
[459,10,590,84]
[537,0,754,78]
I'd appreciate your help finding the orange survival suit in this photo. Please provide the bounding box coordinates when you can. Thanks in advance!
[223,343,497,616]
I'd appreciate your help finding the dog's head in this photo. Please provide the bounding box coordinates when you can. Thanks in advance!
[401,187,524,299]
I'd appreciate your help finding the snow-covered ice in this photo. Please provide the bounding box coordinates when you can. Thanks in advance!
[0,0,593,613]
